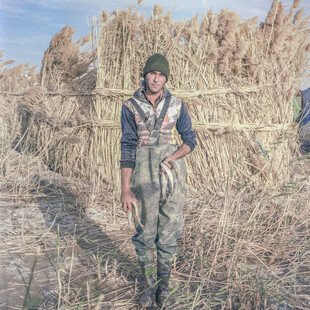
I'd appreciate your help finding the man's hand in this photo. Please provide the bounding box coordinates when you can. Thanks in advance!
[162,144,191,169]
[162,156,174,169]
[121,189,137,212]
[121,167,136,212]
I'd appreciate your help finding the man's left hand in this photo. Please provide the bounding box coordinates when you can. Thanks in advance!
[162,156,174,170]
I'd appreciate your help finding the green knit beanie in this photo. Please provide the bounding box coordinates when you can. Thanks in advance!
[143,53,170,81]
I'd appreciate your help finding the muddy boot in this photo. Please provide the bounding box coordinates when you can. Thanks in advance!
[139,265,156,308]
[139,287,156,309]
[156,263,171,308]
[156,282,169,308]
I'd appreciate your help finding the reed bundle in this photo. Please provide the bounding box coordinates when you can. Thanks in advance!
[19,90,94,180]
[94,1,309,193]
[40,26,95,89]
[7,26,97,182]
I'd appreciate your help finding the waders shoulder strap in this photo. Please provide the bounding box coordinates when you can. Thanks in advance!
[154,94,171,131]
[149,95,172,144]
[128,98,148,125]
[129,95,172,143]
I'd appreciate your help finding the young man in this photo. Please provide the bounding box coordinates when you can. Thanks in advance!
[120,53,196,308]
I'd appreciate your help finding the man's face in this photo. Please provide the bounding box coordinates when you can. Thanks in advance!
[145,71,167,95]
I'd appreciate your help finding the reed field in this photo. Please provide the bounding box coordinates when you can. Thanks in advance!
[0,1,310,309]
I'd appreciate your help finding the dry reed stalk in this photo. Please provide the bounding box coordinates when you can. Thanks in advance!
[0,51,37,93]
[40,26,95,89]
[177,169,310,308]
[19,93,95,181]
[0,54,48,196]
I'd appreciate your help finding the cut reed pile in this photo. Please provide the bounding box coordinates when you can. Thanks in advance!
[176,170,310,309]
[94,1,309,194]
[0,52,47,197]
[0,50,37,156]
[16,27,97,182]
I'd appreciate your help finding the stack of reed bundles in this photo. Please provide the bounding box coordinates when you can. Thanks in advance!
[93,1,309,193]
[17,26,96,182]
[0,51,37,156]
[15,2,309,197]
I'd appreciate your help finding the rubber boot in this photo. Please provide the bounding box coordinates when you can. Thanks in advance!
[156,278,169,308]
[138,264,156,308]
[156,262,171,308]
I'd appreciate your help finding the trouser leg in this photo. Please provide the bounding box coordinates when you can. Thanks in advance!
[132,201,158,286]
[132,197,158,308]
[131,188,159,307]
[156,158,186,307]
[130,145,186,307]
[131,147,161,307]
[155,201,184,307]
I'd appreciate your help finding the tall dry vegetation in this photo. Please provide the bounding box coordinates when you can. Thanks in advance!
[40,25,95,89]
[94,1,309,195]
[92,2,310,309]
[17,27,97,183]
[17,1,310,194]
[0,1,309,309]
[0,51,43,196]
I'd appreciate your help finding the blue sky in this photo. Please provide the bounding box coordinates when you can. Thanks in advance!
[0,0,309,71]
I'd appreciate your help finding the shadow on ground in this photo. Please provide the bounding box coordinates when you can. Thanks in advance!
[35,176,141,309]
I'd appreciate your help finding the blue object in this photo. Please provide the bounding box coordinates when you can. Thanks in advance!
[301,87,310,126]
[300,87,310,153]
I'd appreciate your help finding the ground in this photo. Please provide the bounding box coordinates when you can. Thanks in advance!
[0,169,139,309]
[0,155,309,309]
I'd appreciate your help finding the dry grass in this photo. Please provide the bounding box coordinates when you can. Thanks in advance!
[177,173,310,309]
[0,1,310,309]
[40,26,95,89]
[0,155,309,309]
[9,27,98,184]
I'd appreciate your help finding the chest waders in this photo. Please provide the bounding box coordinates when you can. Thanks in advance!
[129,96,187,308]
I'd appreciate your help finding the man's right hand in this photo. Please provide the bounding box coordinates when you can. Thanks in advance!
[121,189,137,213]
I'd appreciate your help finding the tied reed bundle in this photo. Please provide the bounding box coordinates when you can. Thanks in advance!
[16,28,96,182]
[95,2,309,194]
[40,26,95,90]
